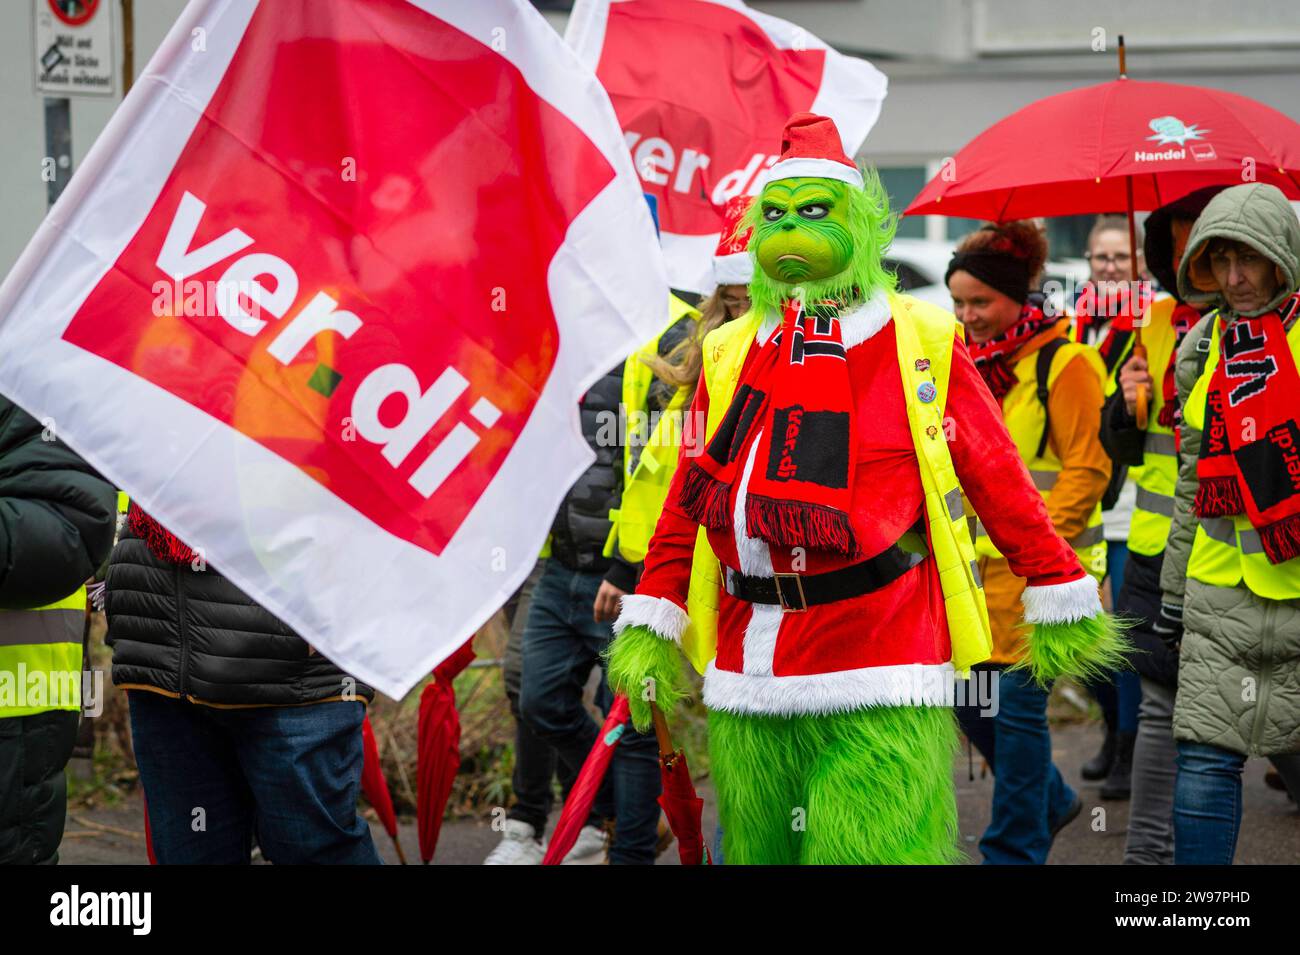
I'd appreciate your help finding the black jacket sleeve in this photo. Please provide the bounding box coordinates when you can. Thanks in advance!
[1098,389,1147,468]
[0,398,117,609]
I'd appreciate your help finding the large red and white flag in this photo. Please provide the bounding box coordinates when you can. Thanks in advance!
[0,0,667,697]
[567,0,887,292]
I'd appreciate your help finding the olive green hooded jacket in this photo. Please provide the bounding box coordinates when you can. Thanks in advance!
[1160,183,1300,757]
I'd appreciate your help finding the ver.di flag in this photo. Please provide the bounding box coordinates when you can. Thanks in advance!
[0,0,667,697]
[566,0,887,292]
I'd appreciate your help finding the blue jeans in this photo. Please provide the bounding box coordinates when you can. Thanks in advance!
[518,560,662,864]
[955,664,1077,864]
[1106,540,1129,597]
[128,691,381,864]
[1173,741,1245,865]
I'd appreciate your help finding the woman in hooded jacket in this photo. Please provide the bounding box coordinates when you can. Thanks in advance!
[1159,182,1300,865]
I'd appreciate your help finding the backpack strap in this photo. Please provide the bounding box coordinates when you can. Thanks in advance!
[1035,337,1070,460]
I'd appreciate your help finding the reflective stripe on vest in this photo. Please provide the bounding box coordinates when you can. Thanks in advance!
[0,587,86,717]
[1183,313,1300,599]
[974,333,1107,579]
[1135,486,1175,517]
[1144,432,1177,456]
[1103,299,1180,557]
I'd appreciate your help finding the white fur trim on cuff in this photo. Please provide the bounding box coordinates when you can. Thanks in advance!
[614,594,690,645]
[760,157,864,189]
[1021,575,1103,625]
[713,251,753,286]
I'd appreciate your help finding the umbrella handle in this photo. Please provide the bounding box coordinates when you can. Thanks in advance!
[650,703,675,759]
[1133,339,1149,430]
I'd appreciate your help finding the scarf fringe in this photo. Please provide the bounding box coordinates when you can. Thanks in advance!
[679,462,733,530]
[1260,513,1300,565]
[745,494,860,559]
[1194,476,1245,518]
[128,504,197,565]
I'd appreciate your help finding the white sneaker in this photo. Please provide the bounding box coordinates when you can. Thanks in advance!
[561,824,608,865]
[482,819,545,865]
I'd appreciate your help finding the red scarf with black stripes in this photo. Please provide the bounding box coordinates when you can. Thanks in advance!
[967,301,1055,401]
[1158,303,1200,428]
[679,297,859,558]
[1195,292,1300,564]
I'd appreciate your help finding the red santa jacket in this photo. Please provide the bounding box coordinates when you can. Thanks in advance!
[615,292,1098,717]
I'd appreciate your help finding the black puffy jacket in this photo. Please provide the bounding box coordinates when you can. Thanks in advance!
[105,520,373,706]
[0,395,116,865]
[547,318,692,587]
[0,397,116,609]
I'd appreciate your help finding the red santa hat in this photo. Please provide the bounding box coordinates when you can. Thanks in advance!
[762,112,863,189]
[712,195,754,286]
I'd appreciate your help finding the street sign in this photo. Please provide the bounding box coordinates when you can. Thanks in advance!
[35,0,115,97]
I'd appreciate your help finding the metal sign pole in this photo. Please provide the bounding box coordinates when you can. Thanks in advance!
[43,96,73,209]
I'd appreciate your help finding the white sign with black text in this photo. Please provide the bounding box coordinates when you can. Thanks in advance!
[34,0,115,97]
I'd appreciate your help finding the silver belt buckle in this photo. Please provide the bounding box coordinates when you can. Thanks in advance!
[773,573,808,613]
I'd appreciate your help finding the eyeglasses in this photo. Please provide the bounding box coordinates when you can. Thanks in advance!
[1085,253,1132,266]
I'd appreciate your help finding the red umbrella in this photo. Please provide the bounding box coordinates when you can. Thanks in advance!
[541,694,630,865]
[360,714,407,864]
[906,36,1300,425]
[651,704,710,866]
[416,637,477,863]
[905,78,1300,222]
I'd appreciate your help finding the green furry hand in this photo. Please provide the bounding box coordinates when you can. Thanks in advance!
[605,625,688,733]
[1011,611,1132,688]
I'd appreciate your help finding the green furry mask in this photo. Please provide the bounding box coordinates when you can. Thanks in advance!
[743,170,898,316]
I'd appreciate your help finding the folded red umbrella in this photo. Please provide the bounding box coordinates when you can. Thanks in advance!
[361,714,406,864]
[651,705,710,866]
[417,637,477,863]
[541,694,630,865]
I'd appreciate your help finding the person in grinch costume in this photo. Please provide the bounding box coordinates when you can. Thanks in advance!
[606,113,1126,864]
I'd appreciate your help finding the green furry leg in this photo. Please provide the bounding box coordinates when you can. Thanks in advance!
[604,625,687,733]
[1011,612,1132,688]
[802,707,961,864]
[709,706,961,865]
[708,709,806,864]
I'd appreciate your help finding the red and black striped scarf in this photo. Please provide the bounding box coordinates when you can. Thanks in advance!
[967,301,1056,401]
[1195,292,1300,564]
[1158,303,1200,428]
[679,297,859,558]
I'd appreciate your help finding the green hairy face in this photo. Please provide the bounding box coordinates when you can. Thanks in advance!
[753,178,854,284]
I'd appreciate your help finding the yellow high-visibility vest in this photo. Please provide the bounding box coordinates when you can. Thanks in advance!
[0,588,85,719]
[1102,296,1180,557]
[973,335,1108,581]
[1183,313,1300,599]
[604,294,699,565]
[687,293,994,673]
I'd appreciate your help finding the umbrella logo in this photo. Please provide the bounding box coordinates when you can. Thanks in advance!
[1147,116,1210,146]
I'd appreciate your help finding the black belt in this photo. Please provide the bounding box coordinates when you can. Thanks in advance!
[725,519,929,612]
